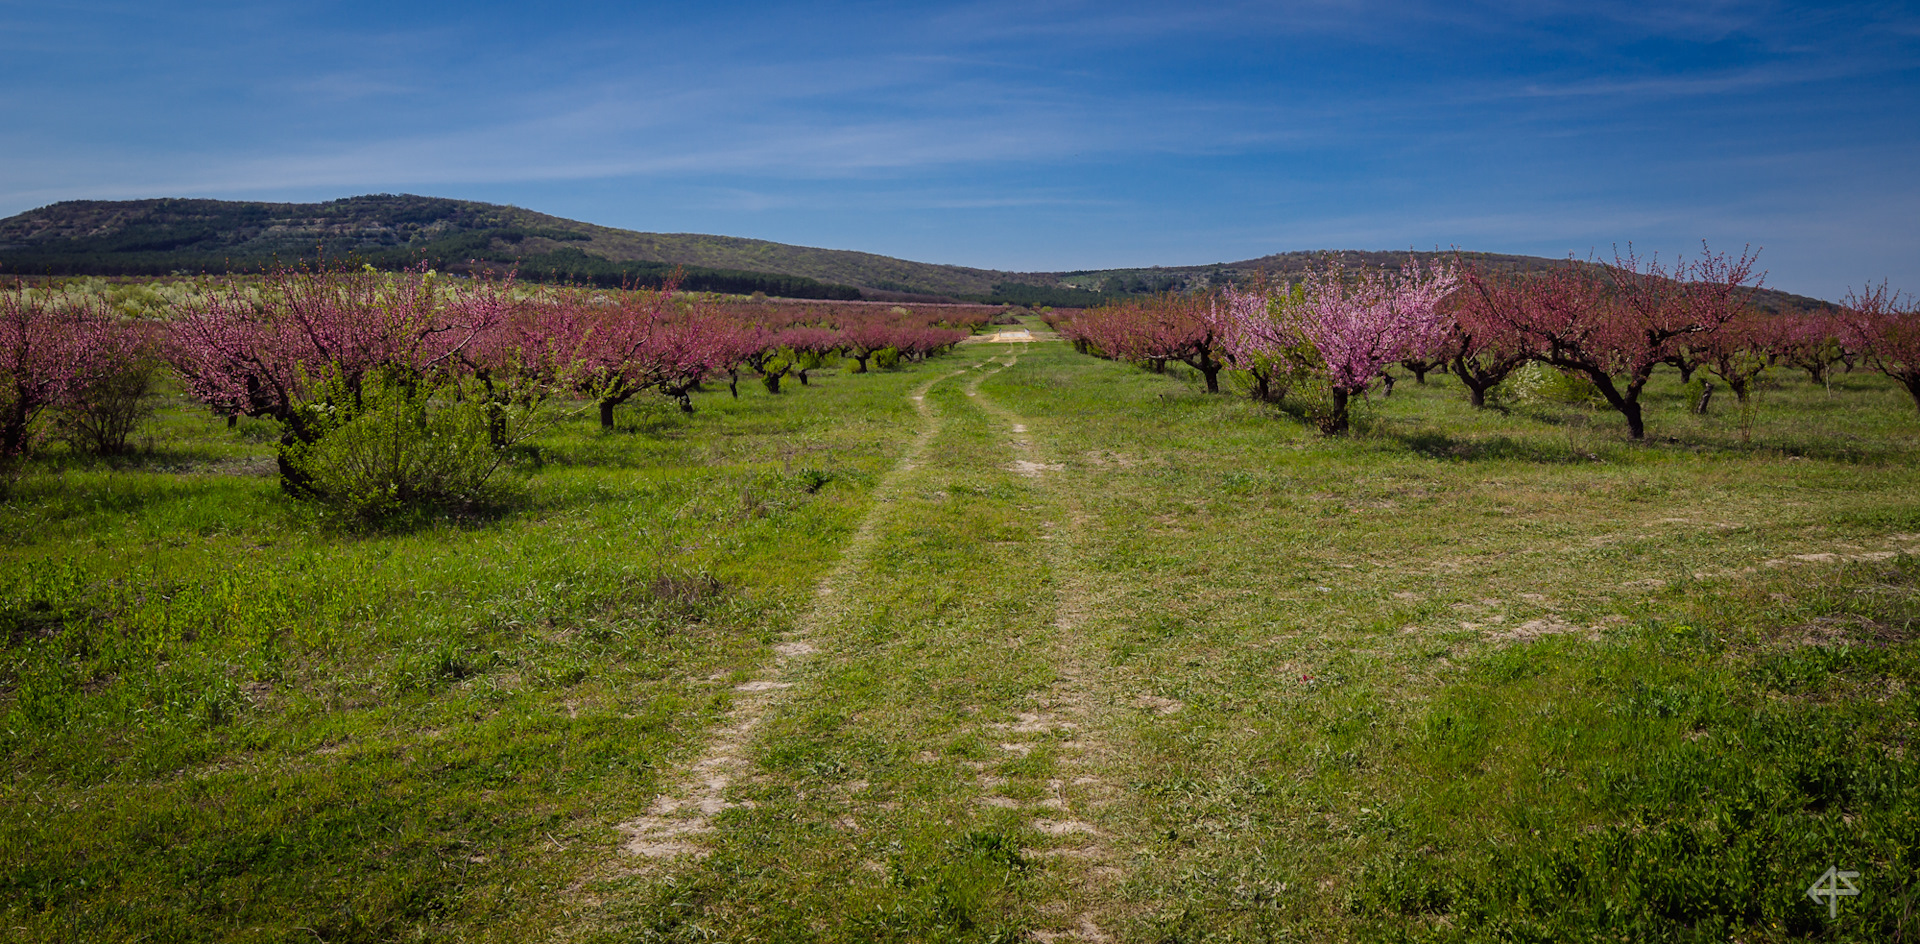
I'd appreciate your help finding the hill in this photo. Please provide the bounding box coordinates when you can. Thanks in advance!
[0,194,1834,312]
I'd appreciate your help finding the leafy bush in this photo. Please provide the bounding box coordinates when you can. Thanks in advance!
[280,373,514,521]
[1498,361,1604,406]
[53,355,156,455]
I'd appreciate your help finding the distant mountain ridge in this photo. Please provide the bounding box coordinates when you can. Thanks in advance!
[0,194,1834,312]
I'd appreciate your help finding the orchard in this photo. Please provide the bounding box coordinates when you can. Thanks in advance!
[1,266,980,518]
[1052,246,1919,440]
[9,249,1920,515]
[3,251,1920,942]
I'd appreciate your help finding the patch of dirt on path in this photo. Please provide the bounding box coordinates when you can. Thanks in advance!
[962,355,1136,942]
[607,368,970,867]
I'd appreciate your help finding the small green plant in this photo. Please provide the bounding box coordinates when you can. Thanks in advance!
[1681,375,1708,412]
[795,467,834,493]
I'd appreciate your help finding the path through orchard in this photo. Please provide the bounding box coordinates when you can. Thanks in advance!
[563,335,1920,943]
[3,308,1914,943]
[570,340,1152,941]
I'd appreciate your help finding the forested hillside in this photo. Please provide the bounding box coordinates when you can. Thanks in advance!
[0,194,1836,311]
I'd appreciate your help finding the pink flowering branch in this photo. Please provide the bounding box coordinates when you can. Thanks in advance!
[1228,258,1456,432]
[1441,274,1535,409]
[0,283,133,458]
[1845,283,1920,412]
[1478,244,1762,439]
[165,264,505,494]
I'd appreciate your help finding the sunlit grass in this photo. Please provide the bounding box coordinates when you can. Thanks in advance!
[1,362,931,942]
[4,336,1917,942]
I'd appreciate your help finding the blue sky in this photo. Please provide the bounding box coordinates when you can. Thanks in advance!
[2,1,1915,300]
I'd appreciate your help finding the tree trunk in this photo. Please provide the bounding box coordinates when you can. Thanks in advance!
[1623,399,1645,439]
[276,449,307,498]
[1251,370,1272,403]
[1579,368,1645,440]
[599,399,616,429]
[1553,359,1648,440]
[1201,364,1220,393]
[487,402,508,448]
[763,371,783,394]
[1452,355,1488,408]
[0,405,30,458]
[1321,389,1351,434]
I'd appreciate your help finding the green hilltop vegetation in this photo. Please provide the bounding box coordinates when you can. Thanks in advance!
[0,193,1834,312]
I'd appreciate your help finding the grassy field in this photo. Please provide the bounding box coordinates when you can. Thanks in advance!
[4,329,1917,942]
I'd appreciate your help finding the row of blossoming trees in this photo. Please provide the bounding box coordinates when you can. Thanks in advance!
[1050,247,1920,439]
[1,267,981,513]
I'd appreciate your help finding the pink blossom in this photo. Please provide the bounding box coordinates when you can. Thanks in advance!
[1295,259,1458,396]
[0,284,134,457]
[1844,283,1920,412]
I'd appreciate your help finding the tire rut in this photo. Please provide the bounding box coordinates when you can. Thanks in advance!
[611,367,970,863]
[964,345,1133,942]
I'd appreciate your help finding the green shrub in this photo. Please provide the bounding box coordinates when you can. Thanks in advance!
[1681,375,1708,412]
[281,374,513,521]
[53,356,157,455]
[1500,362,1604,406]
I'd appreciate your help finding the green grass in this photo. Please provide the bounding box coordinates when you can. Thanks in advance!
[974,346,1919,942]
[4,337,1918,942]
[1,366,928,942]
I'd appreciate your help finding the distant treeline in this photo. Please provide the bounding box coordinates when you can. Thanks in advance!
[467,247,863,299]
[0,231,866,300]
[967,282,1124,308]
[849,278,1123,307]
[0,237,1100,305]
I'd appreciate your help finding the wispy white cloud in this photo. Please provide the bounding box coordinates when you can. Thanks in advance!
[1496,61,1868,100]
